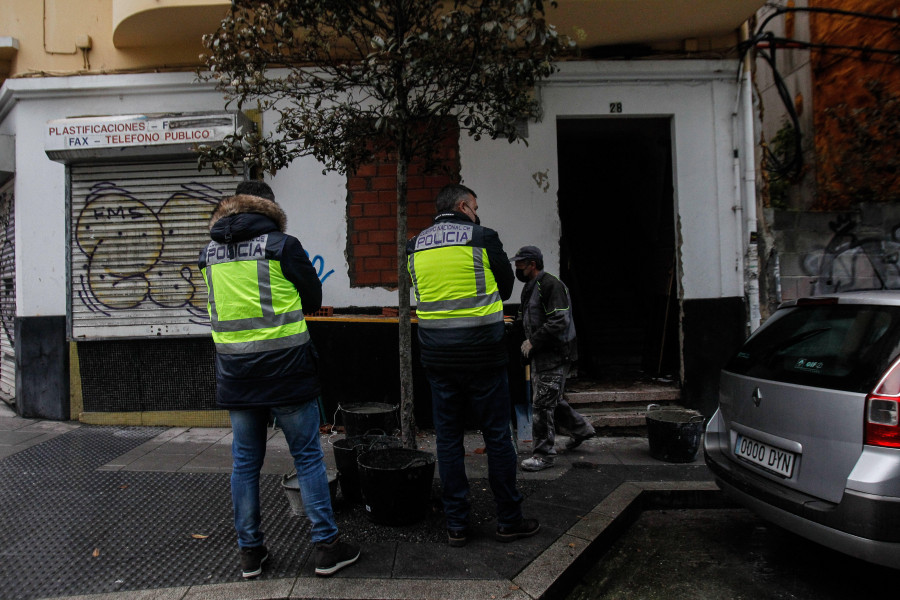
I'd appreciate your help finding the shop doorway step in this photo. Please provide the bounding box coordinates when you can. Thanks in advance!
[565,375,682,436]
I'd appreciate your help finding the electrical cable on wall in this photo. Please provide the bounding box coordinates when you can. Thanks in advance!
[740,3,900,184]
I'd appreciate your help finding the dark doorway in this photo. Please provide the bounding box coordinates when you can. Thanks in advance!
[557,118,679,381]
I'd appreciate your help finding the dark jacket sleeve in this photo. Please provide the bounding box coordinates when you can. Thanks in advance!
[484,227,514,301]
[280,236,323,314]
[511,286,526,340]
[529,275,572,351]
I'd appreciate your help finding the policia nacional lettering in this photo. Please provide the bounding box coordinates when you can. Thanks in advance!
[200,233,311,355]
[413,222,473,250]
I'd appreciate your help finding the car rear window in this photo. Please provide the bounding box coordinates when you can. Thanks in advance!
[724,303,900,393]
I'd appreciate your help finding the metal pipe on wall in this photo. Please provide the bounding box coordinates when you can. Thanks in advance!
[740,21,761,332]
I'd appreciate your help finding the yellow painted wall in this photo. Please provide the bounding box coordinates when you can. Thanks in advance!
[0,0,760,84]
[3,0,227,80]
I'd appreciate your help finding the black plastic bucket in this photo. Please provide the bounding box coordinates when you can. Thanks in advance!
[332,433,402,504]
[645,404,705,463]
[357,448,436,525]
[339,402,400,438]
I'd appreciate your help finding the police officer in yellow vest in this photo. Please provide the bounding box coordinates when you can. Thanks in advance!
[199,181,359,579]
[407,183,539,548]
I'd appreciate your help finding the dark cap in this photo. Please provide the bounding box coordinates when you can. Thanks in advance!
[510,245,543,262]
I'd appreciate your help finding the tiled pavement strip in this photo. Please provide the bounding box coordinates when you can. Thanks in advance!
[0,402,716,600]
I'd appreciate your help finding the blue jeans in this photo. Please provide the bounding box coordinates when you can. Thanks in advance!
[229,399,338,548]
[426,367,523,530]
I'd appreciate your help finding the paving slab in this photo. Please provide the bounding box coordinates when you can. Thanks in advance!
[0,429,51,445]
[182,579,294,600]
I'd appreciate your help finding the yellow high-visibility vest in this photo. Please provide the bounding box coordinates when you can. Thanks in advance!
[408,222,504,329]
[201,234,310,354]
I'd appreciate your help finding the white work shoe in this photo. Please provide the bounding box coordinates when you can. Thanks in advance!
[520,456,554,472]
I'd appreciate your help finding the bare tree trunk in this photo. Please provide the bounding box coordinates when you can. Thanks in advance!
[396,152,417,449]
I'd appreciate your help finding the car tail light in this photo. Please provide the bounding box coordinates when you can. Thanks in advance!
[866,358,900,448]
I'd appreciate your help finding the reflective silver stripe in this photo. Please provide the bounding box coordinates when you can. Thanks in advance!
[206,267,219,323]
[408,254,421,303]
[214,329,312,354]
[417,312,504,329]
[211,309,306,333]
[258,260,275,319]
[416,292,501,313]
[472,247,486,295]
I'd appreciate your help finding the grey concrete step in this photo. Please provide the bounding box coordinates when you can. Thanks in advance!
[565,378,681,408]
[559,377,684,435]
[583,408,647,429]
[578,404,694,436]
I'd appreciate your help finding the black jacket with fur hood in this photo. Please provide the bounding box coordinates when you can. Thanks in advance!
[198,194,323,409]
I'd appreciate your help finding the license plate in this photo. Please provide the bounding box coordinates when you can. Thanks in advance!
[734,434,796,478]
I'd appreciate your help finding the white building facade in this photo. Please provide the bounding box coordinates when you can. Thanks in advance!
[0,57,757,422]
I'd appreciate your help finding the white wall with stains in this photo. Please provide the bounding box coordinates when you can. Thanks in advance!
[0,59,746,324]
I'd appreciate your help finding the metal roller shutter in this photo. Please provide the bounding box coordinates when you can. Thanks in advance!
[70,161,242,339]
[0,179,14,403]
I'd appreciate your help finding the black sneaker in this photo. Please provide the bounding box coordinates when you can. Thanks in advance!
[315,537,360,576]
[447,528,468,547]
[240,545,268,579]
[565,431,596,450]
[495,518,541,543]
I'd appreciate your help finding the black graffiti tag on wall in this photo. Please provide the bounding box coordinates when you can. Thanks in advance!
[801,214,900,294]
[75,181,220,325]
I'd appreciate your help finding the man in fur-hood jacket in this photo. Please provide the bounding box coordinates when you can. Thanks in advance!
[198,181,359,579]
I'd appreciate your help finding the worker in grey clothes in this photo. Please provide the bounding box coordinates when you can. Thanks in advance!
[511,246,596,471]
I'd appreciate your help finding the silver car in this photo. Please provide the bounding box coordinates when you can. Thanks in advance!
[705,291,900,569]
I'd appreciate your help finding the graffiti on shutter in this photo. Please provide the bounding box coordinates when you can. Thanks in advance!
[0,179,14,402]
[70,162,243,339]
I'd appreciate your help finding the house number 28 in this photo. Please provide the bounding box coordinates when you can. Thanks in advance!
[610,102,623,113]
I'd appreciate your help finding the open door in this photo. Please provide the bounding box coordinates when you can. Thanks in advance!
[557,117,679,382]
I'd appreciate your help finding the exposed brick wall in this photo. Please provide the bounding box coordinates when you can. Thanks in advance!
[346,129,461,288]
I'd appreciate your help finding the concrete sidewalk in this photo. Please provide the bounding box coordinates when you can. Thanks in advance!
[0,402,715,600]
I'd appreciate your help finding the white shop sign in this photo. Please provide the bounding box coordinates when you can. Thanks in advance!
[45,113,236,152]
